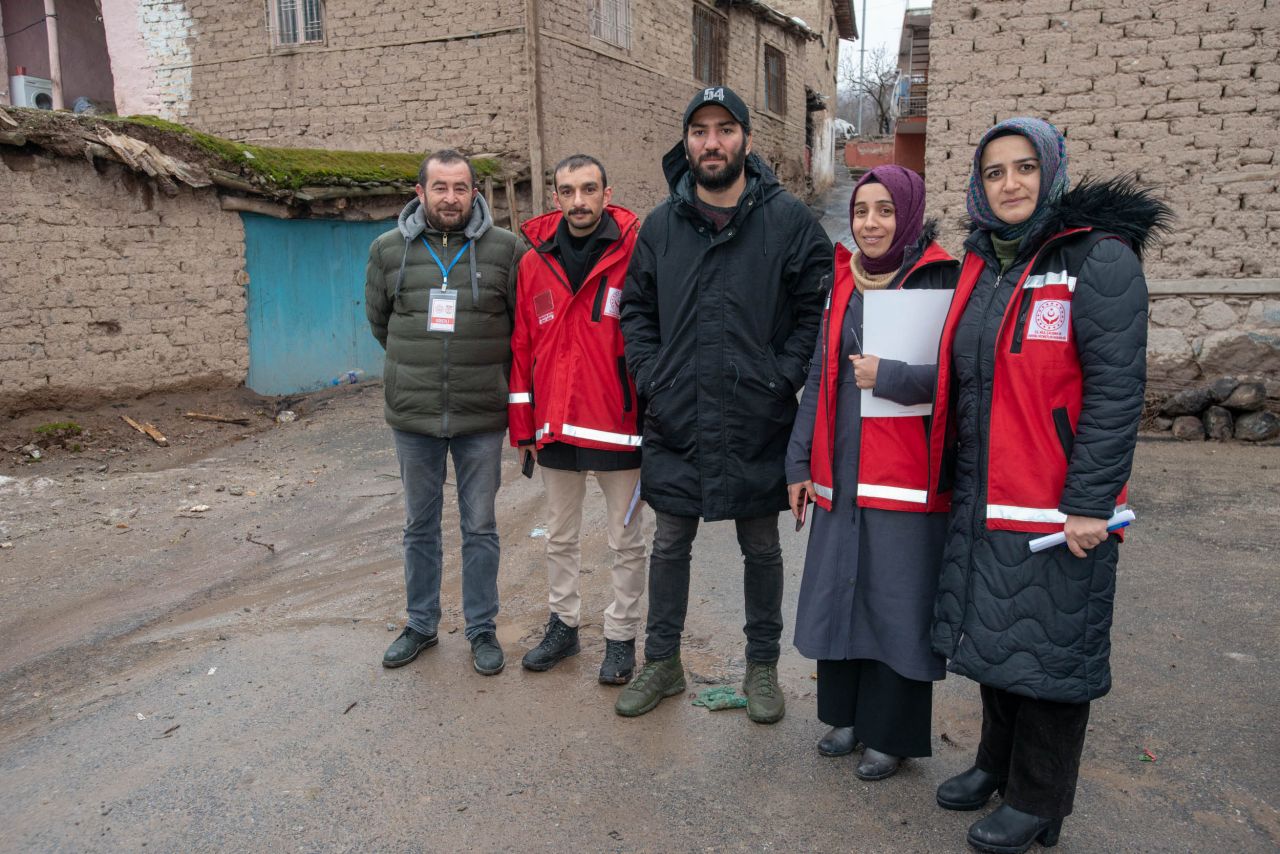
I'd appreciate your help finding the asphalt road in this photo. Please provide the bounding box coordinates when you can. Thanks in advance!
[2,171,1277,852]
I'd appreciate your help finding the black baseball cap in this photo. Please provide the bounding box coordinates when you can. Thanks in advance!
[682,86,751,134]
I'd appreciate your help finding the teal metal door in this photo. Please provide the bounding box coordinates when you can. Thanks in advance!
[242,213,394,395]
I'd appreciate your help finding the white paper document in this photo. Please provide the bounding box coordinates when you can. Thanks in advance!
[860,289,954,418]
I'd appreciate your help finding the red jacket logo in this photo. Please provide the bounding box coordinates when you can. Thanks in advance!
[1027,299,1070,342]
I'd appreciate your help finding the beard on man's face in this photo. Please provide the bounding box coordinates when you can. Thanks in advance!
[425,200,469,232]
[689,143,747,192]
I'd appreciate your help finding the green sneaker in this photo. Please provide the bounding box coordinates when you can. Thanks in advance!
[743,660,785,724]
[614,655,686,717]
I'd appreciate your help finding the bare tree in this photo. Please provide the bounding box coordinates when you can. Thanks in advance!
[838,46,899,137]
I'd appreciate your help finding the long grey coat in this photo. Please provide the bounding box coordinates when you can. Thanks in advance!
[786,250,954,682]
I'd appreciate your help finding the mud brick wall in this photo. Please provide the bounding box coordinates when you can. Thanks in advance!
[1148,292,1280,396]
[925,0,1279,280]
[536,1,812,215]
[139,0,528,155]
[0,151,247,413]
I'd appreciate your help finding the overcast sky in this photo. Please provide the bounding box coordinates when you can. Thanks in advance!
[840,0,926,74]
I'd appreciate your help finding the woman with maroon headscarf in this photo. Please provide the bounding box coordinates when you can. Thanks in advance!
[785,165,958,781]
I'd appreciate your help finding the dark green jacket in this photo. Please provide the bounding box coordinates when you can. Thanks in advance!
[365,193,521,436]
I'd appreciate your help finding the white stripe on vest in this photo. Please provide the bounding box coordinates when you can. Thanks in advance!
[857,483,928,503]
[812,482,834,500]
[561,423,642,447]
[986,502,1128,524]
[508,392,532,404]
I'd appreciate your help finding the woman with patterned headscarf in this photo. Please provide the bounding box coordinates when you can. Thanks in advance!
[785,165,959,782]
[929,118,1171,852]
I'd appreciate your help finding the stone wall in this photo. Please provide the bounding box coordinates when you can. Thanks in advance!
[0,151,247,413]
[925,0,1279,280]
[1148,289,1280,397]
[535,1,813,214]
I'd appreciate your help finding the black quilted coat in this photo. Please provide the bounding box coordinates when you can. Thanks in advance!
[931,178,1172,703]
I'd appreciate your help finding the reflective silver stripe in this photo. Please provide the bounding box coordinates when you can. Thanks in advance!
[857,483,927,503]
[812,482,834,500]
[535,423,550,441]
[561,423,642,447]
[508,392,532,404]
[986,504,1066,524]
[987,503,1129,524]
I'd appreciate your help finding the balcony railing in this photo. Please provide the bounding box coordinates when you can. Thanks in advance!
[899,83,928,118]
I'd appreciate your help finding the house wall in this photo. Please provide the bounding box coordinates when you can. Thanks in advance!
[103,0,530,157]
[925,0,1279,281]
[0,150,248,413]
[534,1,811,213]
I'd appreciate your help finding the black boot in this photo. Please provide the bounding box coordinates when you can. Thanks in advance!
[937,765,1005,811]
[967,804,1062,853]
[817,726,859,757]
[855,747,902,781]
[521,614,580,672]
[598,638,636,684]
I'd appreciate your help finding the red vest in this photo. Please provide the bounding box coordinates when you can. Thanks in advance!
[508,205,641,453]
[809,241,957,513]
[935,228,1130,534]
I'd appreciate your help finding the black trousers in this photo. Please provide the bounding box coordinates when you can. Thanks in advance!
[643,511,784,663]
[817,659,933,758]
[976,684,1091,819]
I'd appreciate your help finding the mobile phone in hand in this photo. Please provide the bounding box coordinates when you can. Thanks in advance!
[795,497,808,531]
[522,451,535,479]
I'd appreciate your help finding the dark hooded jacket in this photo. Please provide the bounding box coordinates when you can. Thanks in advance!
[932,177,1172,703]
[620,144,833,521]
[365,193,522,437]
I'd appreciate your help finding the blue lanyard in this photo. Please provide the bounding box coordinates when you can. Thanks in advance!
[421,236,470,290]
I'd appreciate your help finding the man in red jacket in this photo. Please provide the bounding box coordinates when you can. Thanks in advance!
[508,154,646,684]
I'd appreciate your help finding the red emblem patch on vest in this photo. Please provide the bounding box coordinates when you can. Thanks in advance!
[1027,299,1071,342]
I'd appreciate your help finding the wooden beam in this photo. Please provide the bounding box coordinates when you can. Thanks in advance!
[219,195,297,219]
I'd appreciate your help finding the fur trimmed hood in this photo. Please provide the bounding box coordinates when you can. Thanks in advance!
[965,175,1173,260]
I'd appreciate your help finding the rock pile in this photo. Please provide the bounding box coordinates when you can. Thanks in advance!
[1154,378,1278,442]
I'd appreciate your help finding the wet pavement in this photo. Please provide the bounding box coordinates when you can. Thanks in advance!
[2,178,1278,851]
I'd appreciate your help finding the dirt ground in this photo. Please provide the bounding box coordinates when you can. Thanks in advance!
[1,380,1277,853]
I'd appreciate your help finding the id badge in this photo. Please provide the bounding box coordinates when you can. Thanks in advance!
[428,288,458,333]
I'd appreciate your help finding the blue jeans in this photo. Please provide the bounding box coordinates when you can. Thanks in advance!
[392,428,504,641]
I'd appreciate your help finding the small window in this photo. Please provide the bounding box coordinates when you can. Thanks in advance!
[764,45,786,114]
[271,0,324,46]
[692,4,727,85]
[590,0,632,49]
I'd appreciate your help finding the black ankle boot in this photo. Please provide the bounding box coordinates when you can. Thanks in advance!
[817,726,858,757]
[521,614,580,671]
[967,804,1062,853]
[937,765,1005,811]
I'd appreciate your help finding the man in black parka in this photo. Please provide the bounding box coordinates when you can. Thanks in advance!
[615,87,832,722]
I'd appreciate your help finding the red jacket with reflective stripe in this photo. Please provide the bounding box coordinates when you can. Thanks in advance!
[809,241,957,513]
[508,205,641,452]
[935,229,1130,534]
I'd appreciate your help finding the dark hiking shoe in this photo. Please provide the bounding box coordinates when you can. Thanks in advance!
[614,655,685,716]
[598,639,637,685]
[818,726,859,757]
[521,614,580,672]
[742,660,785,724]
[382,626,437,668]
[470,631,505,675]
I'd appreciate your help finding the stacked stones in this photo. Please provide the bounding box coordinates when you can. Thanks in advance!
[1155,377,1279,442]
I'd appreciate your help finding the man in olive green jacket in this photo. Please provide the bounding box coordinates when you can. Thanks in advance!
[365,149,521,676]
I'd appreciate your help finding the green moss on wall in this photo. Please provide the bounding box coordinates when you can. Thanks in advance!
[110,115,503,189]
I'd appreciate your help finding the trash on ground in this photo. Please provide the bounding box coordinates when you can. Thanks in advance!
[207,667,217,675]
[343,701,358,715]
[529,526,548,538]
[120,415,168,446]
[136,712,146,720]
[184,412,251,425]
[276,411,297,424]
[691,685,748,711]
[1141,748,1158,762]
[188,505,211,513]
